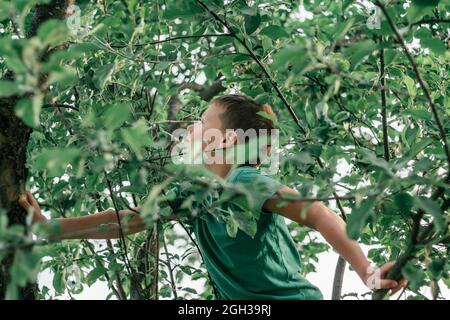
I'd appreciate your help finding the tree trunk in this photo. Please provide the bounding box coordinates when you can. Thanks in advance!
[331,255,346,300]
[0,0,74,300]
[0,97,35,299]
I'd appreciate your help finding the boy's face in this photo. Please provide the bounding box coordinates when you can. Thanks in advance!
[186,102,227,151]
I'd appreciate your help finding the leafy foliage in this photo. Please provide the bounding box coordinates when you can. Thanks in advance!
[0,0,449,300]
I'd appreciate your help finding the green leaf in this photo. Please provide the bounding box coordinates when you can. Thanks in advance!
[244,13,261,35]
[347,198,376,240]
[53,270,66,294]
[0,80,21,97]
[412,0,440,6]
[120,119,152,160]
[393,193,414,216]
[232,209,258,238]
[163,1,203,19]
[10,262,28,287]
[315,101,329,119]
[226,216,238,238]
[404,75,417,98]
[183,287,197,294]
[403,109,432,121]
[332,18,355,42]
[271,45,305,69]
[414,197,445,232]
[259,25,289,40]
[214,35,234,47]
[86,266,107,286]
[402,263,426,291]
[343,0,355,10]
[407,138,433,159]
[256,110,277,126]
[103,103,131,129]
[420,37,446,55]
[407,0,439,23]
[93,63,116,90]
[343,40,377,68]
[428,258,445,279]
[37,19,69,47]
[14,95,43,128]
[428,258,446,280]
[33,147,81,177]
[0,1,12,21]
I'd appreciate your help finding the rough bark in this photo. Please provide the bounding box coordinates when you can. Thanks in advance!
[0,96,35,299]
[0,0,74,300]
[331,255,346,300]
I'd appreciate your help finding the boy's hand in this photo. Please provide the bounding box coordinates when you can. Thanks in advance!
[364,261,408,295]
[18,191,47,224]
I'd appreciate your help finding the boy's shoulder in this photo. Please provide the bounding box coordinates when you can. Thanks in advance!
[227,165,261,184]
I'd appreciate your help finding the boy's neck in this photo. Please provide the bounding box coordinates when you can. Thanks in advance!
[205,163,233,179]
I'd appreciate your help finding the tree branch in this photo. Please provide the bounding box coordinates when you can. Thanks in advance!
[42,103,79,112]
[162,231,178,299]
[331,256,346,300]
[379,44,390,162]
[410,18,450,26]
[375,0,450,182]
[104,172,146,299]
[110,33,232,48]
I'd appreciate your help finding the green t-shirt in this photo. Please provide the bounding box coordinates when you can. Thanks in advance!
[171,165,323,300]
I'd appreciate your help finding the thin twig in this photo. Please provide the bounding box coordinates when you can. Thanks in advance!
[42,104,79,112]
[162,231,178,299]
[104,172,145,299]
[110,33,232,48]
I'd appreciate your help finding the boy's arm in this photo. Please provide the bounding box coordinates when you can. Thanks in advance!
[263,186,407,295]
[19,192,146,240]
[50,209,145,240]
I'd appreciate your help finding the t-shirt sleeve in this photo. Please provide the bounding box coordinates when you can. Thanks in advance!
[231,170,283,214]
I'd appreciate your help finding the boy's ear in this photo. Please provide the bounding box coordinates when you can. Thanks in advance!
[222,130,237,148]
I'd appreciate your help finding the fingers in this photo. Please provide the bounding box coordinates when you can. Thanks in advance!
[26,191,33,203]
[379,279,398,290]
[390,286,402,295]
[18,195,31,209]
[399,278,408,288]
[26,191,38,207]
[379,261,395,277]
[25,191,42,214]
[390,278,408,295]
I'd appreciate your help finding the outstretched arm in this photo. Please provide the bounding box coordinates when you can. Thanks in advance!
[19,192,146,240]
[263,186,407,295]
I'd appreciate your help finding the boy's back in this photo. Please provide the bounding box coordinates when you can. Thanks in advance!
[173,166,323,300]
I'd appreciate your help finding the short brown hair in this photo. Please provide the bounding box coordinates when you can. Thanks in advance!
[212,94,276,166]
[213,94,276,132]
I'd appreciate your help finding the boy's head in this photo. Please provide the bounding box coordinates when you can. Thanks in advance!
[185,94,276,166]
